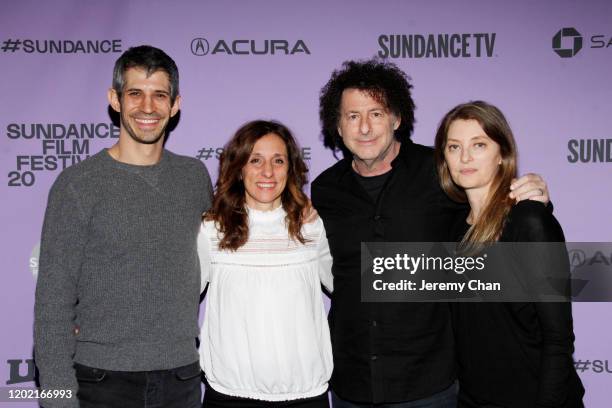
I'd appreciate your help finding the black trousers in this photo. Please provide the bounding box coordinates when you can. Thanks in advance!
[75,361,202,408]
[203,384,329,408]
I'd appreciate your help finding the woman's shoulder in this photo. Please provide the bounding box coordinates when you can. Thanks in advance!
[508,200,550,222]
[200,218,223,240]
[301,215,326,241]
[502,200,565,242]
[201,217,216,229]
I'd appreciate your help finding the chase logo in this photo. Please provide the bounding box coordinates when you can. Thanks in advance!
[552,27,582,58]
[191,38,210,56]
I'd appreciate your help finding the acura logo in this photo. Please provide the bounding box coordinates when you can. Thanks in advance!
[191,38,210,56]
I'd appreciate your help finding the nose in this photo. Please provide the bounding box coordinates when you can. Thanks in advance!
[460,146,472,163]
[261,160,273,177]
[140,95,154,114]
[359,116,370,135]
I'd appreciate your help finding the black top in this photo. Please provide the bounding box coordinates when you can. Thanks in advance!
[451,201,585,408]
[311,140,465,403]
[353,170,391,202]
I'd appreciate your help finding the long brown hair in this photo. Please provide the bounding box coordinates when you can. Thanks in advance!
[205,120,309,250]
[434,101,518,245]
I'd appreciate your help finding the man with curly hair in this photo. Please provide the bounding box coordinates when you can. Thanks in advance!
[311,59,549,407]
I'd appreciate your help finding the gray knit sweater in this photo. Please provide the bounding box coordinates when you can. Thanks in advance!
[34,149,212,407]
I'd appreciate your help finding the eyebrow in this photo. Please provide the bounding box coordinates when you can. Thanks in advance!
[447,135,488,142]
[250,152,288,157]
[124,87,170,94]
[345,107,386,113]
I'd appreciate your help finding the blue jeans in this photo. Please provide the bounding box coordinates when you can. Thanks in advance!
[75,361,202,408]
[331,383,457,408]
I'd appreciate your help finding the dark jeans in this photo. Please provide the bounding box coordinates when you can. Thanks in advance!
[457,389,502,408]
[203,384,329,408]
[457,389,585,408]
[75,361,202,408]
[331,383,457,408]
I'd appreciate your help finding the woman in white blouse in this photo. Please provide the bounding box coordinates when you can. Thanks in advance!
[198,120,333,408]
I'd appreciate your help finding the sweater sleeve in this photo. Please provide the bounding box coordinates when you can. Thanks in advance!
[316,219,334,293]
[508,201,577,408]
[197,159,214,214]
[34,174,87,408]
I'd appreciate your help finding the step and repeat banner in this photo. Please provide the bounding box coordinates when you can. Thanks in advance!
[1,0,610,406]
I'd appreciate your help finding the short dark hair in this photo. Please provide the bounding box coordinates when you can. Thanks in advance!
[205,120,310,250]
[112,45,179,104]
[319,59,416,158]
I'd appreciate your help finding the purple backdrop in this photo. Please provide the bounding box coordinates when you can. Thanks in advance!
[1,0,611,406]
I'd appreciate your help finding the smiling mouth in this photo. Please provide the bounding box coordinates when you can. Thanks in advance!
[134,118,161,126]
[256,182,276,189]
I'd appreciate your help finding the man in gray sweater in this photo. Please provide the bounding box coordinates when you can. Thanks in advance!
[34,45,212,408]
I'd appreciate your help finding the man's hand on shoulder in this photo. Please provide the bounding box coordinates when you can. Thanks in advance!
[303,199,319,223]
[509,173,550,204]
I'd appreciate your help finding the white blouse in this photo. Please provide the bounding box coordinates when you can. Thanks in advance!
[197,206,333,401]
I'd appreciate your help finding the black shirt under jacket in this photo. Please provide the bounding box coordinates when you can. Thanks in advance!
[311,140,465,404]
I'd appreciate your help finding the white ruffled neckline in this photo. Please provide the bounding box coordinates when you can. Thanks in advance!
[246,204,286,224]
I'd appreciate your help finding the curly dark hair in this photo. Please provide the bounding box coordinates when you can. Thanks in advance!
[319,58,416,158]
[205,120,310,251]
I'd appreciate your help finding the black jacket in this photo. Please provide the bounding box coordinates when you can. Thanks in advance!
[311,140,464,403]
[452,201,585,408]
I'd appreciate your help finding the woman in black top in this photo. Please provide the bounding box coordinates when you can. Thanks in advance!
[433,101,584,407]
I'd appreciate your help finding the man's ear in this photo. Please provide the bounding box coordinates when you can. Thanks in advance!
[170,95,181,117]
[393,115,401,131]
[108,88,121,113]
